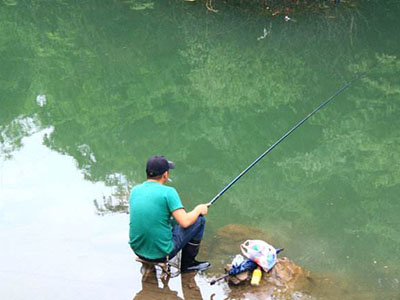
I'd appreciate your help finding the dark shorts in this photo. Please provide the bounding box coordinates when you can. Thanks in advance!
[169,215,205,258]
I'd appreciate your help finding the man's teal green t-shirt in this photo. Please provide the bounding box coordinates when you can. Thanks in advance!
[129,181,183,259]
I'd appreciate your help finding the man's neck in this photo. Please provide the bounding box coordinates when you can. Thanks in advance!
[147,179,165,184]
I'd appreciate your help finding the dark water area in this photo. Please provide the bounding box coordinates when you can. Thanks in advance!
[0,0,399,299]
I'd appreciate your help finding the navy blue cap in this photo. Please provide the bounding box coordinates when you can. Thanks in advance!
[146,155,175,177]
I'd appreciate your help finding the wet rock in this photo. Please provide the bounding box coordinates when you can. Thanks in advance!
[208,224,395,299]
[224,263,250,285]
[267,257,311,291]
[224,257,311,289]
[214,224,312,300]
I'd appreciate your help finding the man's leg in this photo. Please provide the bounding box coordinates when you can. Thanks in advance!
[169,216,210,272]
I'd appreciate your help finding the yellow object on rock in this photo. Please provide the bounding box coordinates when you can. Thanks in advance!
[250,267,262,286]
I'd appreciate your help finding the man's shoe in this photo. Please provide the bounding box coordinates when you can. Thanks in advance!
[181,260,211,273]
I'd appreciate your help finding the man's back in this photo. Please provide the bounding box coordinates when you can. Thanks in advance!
[129,181,183,259]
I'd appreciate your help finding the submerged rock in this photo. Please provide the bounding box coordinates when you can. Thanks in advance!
[215,224,275,255]
[216,224,269,240]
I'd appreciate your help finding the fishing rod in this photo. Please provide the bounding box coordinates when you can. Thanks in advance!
[209,71,368,206]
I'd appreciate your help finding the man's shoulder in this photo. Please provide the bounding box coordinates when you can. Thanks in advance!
[131,183,145,193]
[131,182,178,194]
[157,185,179,200]
[162,184,177,192]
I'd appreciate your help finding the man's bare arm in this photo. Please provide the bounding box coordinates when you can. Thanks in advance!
[172,204,209,228]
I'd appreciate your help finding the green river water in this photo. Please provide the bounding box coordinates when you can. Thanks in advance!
[0,0,399,299]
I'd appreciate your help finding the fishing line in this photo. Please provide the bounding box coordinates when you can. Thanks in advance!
[209,69,370,206]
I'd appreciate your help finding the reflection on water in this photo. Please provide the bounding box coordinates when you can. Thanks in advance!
[93,174,131,215]
[0,130,140,299]
[0,116,40,159]
[133,273,201,300]
[93,192,129,215]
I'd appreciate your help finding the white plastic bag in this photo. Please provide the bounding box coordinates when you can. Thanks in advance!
[240,240,278,272]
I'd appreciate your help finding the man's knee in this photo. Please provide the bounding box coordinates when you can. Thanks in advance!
[198,215,205,226]
[194,215,205,232]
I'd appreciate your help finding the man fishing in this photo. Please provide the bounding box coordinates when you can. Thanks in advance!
[129,155,210,272]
